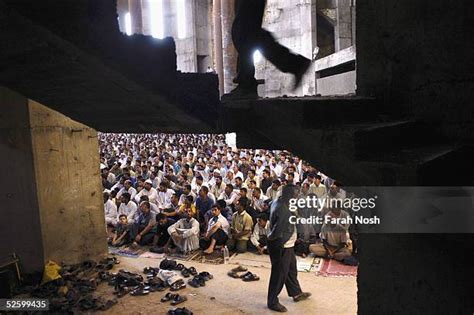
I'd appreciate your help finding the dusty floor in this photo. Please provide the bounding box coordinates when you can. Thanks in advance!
[96,256,357,315]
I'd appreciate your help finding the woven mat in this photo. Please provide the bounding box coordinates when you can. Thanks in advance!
[190,250,224,265]
[167,250,200,262]
[315,258,358,277]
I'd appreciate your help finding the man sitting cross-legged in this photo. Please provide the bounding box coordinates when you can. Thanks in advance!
[166,208,200,254]
[200,205,230,254]
[249,213,270,255]
[226,197,253,253]
[129,201,157,248]
[150,213,176,253]
[109,214,130,247]
[309,206,352,261]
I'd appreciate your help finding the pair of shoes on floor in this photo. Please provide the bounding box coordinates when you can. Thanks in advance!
[170,279,186,291]
[129,284,151,296]
[181,266,197,278]
[168,307,193,315]
[161,292,188,306]
[161,258,192,272]
[145,277,167,292]
[187,272,213,288]
[96,257,119,270]
[143,266,160,276]
[227,266,259,281]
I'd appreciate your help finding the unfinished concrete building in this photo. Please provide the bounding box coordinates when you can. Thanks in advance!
[1,0,473,313]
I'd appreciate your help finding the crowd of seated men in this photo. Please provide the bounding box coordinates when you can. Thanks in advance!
[102,133,356,262]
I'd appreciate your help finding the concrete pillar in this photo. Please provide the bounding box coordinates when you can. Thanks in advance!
[116,0,130,33]
[128,0,143,34]
[0,87,107,273]
[220,0,237,94]
[335,0,352,51]
[163,0,173,37]
[212,0,224,96]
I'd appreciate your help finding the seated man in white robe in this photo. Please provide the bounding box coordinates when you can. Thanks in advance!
[104,191,118,226]
[117,192,138,224]
[166,208,200,254]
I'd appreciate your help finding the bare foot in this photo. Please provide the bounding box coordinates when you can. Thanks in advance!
[203,248,214,255]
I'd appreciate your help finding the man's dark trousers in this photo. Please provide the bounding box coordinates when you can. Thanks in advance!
[267,239,303,307]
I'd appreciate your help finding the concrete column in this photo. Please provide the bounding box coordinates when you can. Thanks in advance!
[220,0,237,94]
[335,0,352,51]
[163,0,173,37]
[116,0,130,33]
[212,0,224,96]
[0,87,107,273]
[128,0,143,34]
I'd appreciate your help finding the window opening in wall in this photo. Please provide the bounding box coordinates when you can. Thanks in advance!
[316,10,335,59]
[150,0,164,39]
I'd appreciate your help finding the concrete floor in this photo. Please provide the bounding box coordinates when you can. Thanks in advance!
[98,256,357,315]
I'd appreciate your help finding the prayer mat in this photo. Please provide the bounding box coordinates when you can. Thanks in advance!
[108,246,144,258]
[315,258,358,277]
[296,255,322,273]
[166,250,200,262]
[228,252,272,269]
[139,251,166,259]
[190,250,224,265]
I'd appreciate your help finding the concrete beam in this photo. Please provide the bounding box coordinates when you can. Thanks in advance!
[315,45,355,72]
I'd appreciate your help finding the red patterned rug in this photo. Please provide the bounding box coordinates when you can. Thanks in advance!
[316,258,358,277]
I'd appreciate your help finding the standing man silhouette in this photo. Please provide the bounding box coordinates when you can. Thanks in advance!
[267,184,311,312]
[228,0,312,99]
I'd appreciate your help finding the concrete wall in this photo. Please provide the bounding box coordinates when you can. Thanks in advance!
[356,0,474,140]
[257,0,316,97]
[0,87,107,273]
[0,88,44,273]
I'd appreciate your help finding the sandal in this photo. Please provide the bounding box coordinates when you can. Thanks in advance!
[242,273,260,282]
[231,265,248,273]
[168,307,194,315]
[98,298,118,311]
[114,285,137,298]
[187,277,200,288]
[188,275,205,288]
[144,267,158,275]
[160,259,177,270]
[181,268,191,278]
[227,271,243,278]
[198,272,213,281]
[171,294,188,306]
[130,285,151,296]
[170,279,186,291]
[175,263,185,271]
[188,267,198,276]
[149,282,167,292]
[161,292,179,302]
